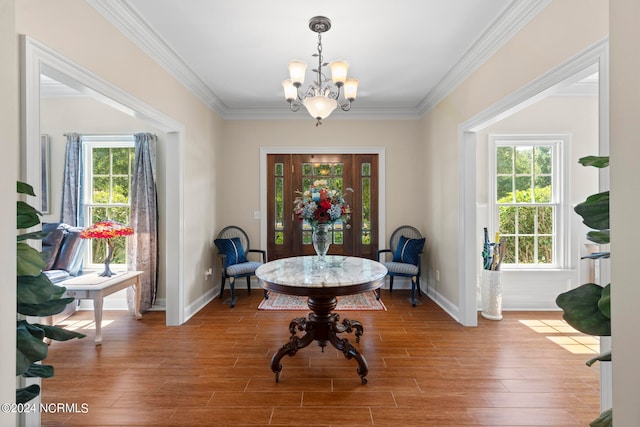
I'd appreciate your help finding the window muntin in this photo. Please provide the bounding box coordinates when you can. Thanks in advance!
[83,138,134,268]
[491,136,565,268]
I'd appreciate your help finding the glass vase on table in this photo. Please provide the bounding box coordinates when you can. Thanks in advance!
[312,223,331,266]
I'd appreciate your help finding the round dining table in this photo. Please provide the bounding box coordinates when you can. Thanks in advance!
[255,255,387,384]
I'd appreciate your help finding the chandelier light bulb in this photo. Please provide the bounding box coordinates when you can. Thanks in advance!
[344,78,359,101]
[329,60,349,86]
[288,60,307,86]
[282,79,297,101]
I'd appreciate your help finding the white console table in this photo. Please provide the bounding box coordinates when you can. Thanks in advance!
[57,271,144,345]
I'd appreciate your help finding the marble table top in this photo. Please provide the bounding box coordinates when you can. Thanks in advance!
[256,256,387,297]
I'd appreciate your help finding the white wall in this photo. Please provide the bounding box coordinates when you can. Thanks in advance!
[475,95,599,309]
[610,2,640,424]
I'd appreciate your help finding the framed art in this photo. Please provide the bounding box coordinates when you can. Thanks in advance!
[41,134,51,214]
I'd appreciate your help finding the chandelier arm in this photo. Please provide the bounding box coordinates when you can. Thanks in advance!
[289,100,301,112]
[339,99,352,112]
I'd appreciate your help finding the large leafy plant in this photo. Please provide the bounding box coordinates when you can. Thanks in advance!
[16,181,85,403]
[555,156,611,427]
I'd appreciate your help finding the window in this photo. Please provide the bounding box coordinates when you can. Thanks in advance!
[490,134,568,268]
[82,136,135,268]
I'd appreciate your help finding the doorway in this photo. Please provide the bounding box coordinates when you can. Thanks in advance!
[266,153,379,260]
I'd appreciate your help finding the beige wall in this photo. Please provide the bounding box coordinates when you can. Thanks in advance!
[219,119,423,249]
[16,0,224,311]
[1,0,18,422]
[610,1,640,424]
[420,0,608,308]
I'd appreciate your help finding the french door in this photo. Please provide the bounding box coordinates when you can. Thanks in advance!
[267,153,378,260]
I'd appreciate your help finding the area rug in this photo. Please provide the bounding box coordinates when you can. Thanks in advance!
[258,291,386,311]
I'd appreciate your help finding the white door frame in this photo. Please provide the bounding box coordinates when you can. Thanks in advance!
[457,37,609,326]
[21,36,186,326]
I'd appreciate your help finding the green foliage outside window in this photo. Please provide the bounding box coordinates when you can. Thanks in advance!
[496,144,554,265]
[88,146,134,264]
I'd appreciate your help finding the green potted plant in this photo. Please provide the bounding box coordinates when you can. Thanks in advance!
[16,181,85,403]
[555,156,611,427]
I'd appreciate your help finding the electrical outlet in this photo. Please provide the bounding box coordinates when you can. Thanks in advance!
[436,269,440,281]
[205,268,213,279]
[253,211,261,219]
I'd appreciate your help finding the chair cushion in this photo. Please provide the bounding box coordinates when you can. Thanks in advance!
[214,237,247,267]
[392,235,425,266]
[384,262,419,276]
[226,261,262,276]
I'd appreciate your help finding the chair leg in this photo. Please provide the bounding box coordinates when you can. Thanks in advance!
[229,277,236,308]
[410,277,417,307]
[376,287,381,300]
[246,276,251,294]
[219,274,226,299]
[264,289,269,299]
[415,275,421,296]
[389,276,394,292]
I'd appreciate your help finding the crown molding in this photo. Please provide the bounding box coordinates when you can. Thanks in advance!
[87,0,228,116]
[89,0,550,120]
[417,0,552,115]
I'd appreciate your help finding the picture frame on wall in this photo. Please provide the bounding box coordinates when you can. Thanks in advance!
[41,134,51,214]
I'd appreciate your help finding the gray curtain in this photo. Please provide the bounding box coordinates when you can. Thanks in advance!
[127,133,158,313]
[60,133,83,226]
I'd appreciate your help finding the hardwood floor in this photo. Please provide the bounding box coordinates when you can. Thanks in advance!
[41,290,600,426]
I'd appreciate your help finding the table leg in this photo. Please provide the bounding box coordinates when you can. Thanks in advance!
[134,276,142,319]
[271,317,316,382]
[328,315,369,384]
[93,295,104,346]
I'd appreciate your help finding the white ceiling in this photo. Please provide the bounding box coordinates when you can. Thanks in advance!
[73,1,556,120]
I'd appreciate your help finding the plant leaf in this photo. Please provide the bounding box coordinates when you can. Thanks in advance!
[586,350,611,367]
[17,274,65,305]
[556,283,611,336]
[17,297,76,317]
[17,200,41,230]
[16,384,40,404]
[598,283,611,319]
[17,181,35,196]
[17,242,46,276]
[22,363,54,378]
[574,191,609,230]
[578,155,609,168]
[589,408,612,427]
[17,230,49,242]
[16,321,49,375]
[581,252,610,260]
[34,323,86,341]
[587,230,610,244]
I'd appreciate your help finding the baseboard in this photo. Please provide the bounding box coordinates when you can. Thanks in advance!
[184,287,217,322]
[423,284,461,323]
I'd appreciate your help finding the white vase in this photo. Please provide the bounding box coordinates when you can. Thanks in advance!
[481,269,503,320]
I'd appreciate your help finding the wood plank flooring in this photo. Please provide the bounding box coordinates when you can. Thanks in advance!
[41,290,600,426]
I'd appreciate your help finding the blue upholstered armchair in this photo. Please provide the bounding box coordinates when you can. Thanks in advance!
[376,225,425,307]
[214,226,267,308]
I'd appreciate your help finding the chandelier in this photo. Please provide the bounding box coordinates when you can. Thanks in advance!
[282,16,359,126]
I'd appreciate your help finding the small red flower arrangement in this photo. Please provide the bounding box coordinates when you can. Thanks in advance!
[293,179,352,227]
[80,221,134,277]
[80,220,134,240]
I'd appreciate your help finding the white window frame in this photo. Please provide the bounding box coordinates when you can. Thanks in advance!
[81,135,135,270]
[488,133,570,269]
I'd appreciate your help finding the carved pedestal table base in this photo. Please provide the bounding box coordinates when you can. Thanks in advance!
[256,256,387,385]
[270,295,368,384]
